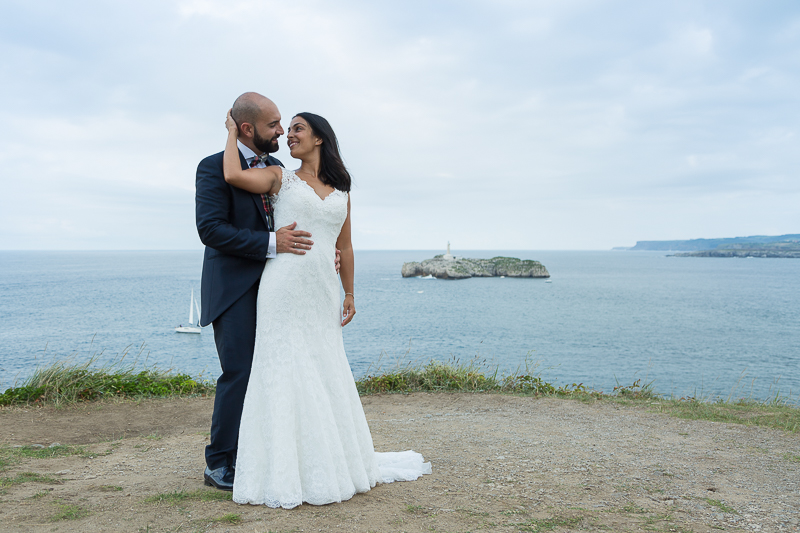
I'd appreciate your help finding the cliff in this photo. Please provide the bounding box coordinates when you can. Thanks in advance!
[669,240,800,258]
[401,255,550,280]
[672,250,800,258]
[629,234,800,251]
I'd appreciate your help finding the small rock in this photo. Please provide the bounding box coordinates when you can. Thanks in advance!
[49,442,61,448]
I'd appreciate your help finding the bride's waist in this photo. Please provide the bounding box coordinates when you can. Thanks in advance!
[266,244,337,271]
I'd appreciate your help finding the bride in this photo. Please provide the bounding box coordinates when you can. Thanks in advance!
[221,110,430,508]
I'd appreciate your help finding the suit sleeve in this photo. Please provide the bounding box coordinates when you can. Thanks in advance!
[195,156,271,260]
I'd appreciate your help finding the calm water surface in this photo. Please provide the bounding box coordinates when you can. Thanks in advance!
[0,250,797,402]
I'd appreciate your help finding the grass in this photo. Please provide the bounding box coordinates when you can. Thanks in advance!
[654,398,800,433]
[621,503,648,514]
[212,513,242,524]
[3,444,98,461]
[518,515,583,532]
[144,488,233,504]
[3,352,797,433]
[14,444,86,459]
[51,501,90,521]
[354,356,799,432]
[703,498,737,514]
[355,355,601,397]
[0,471,60,487]
[642,512,674,526]
[0,444,111,474]
[0,345,214,407]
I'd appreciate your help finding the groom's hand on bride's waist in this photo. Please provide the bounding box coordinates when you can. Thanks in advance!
[276,222,313,255]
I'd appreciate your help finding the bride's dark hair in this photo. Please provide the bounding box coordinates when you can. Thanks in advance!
[295,112,352,192]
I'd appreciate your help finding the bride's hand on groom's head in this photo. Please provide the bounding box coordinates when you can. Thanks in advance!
[225,109,237,133]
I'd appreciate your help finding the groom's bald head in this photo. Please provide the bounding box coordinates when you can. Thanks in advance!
[232,92,278,129]
[231,92,283,154]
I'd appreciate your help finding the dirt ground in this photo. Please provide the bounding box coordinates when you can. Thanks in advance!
[1,393,798,533]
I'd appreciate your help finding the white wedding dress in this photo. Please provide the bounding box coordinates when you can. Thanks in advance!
[233,168,431,508]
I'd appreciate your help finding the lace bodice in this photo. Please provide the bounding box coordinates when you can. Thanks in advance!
[271,168,348,250]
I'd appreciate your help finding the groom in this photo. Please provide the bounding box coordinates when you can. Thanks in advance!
[195,92,314,491]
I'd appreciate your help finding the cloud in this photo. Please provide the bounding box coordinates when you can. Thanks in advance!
[0,0,798,250]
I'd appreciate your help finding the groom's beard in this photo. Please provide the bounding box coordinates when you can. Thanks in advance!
[253,126,280,154]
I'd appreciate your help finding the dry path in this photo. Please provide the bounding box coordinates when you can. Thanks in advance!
[1,393,798,532]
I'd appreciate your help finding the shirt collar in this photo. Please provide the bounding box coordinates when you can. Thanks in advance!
[237,140,259,161]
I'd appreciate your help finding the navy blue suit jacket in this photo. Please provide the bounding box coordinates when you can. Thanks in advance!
[195,150,283,327]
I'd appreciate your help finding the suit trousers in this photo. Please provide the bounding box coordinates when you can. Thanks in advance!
[205,279,259,470]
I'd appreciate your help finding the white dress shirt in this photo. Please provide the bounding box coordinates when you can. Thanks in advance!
[237,140,277,259]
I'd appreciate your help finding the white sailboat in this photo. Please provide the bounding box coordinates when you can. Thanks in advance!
[175,288,202,334]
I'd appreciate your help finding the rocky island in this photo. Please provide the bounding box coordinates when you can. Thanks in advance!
[402,244,550,280]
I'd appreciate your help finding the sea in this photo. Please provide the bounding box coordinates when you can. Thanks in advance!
[1,250,798,403]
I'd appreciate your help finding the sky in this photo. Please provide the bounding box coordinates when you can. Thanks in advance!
[0,0,798,251]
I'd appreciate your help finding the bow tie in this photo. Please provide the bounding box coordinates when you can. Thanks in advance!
[249,153,270,168]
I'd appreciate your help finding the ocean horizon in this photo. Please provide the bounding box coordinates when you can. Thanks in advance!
[1,249,798,403]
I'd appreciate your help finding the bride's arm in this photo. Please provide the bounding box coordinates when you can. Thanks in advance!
[336,194,356,326]
[223,110,281,194]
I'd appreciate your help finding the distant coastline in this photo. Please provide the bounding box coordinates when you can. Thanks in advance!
[619,233,800,258]
[670,249,800,258]
[614,234,800,252]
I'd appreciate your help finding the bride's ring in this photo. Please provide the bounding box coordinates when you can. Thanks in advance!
[293,242,297,247]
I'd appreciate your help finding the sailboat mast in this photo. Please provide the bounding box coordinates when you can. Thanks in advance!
[194,297,201,327]
[189,288,195,324]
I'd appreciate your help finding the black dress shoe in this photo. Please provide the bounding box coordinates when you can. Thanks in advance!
[204,466,234,491]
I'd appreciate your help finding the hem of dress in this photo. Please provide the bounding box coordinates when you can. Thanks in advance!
[233,487,363,508]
